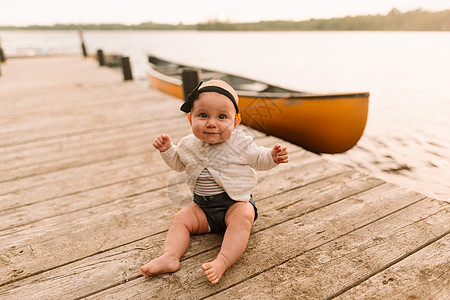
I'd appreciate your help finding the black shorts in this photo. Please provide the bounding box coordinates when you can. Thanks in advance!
[193,192,258,233]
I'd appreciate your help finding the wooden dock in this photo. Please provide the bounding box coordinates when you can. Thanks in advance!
[0,55,448,299]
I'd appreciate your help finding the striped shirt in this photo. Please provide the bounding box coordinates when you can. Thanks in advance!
[194,168,225,196]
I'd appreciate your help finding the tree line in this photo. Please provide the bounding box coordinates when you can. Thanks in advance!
[1,8,449,31]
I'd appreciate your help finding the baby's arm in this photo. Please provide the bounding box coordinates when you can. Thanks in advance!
[271,144,289,164]
[247,142,288,170]
[153,134,185,172]
[153,134,172,152]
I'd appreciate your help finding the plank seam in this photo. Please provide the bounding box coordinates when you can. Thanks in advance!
[0,164,170,209]
[0,144,303,210]
[201,194,428,299]
[0,128,273,186]
[0,229,168,288]
[0,172,173,233]
[0,148,158,187]
[0,114,182,148]
[326,228,450,300]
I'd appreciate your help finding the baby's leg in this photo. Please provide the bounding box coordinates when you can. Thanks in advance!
[141,203,209,277]
[202,201,255,284]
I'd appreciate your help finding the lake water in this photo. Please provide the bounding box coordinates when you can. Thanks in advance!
[1,30,449,201]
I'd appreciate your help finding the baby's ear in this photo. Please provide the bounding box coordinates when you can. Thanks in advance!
[234,114,241,128]
[187,113,192,126]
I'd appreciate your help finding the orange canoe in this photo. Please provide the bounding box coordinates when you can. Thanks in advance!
[147,55,369,154]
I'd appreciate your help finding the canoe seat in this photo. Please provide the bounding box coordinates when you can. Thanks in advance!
[154,66,183,75]
[202,72,225,80]
[235,82,269,92]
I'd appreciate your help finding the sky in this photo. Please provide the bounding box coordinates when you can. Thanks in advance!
[1,0,449,26]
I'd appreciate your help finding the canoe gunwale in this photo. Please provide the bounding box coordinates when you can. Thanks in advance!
[146,65,370,100]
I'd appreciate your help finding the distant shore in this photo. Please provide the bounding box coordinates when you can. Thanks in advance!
[1,8,449,31]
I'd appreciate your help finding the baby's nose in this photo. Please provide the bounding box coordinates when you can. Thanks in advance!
[206,118,217,127]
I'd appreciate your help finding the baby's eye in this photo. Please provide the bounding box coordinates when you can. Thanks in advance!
[218,114,227,119]
[199,113,207,118]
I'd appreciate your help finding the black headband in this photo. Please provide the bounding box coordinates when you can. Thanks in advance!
[180,81,239,113]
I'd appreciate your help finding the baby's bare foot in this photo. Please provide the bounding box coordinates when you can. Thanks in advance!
[202,258,228,284]
[140,253,180,277]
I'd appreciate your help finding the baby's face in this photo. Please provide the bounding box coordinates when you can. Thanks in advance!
[189,92,239,144]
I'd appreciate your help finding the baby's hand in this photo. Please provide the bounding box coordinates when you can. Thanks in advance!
[271,144,289,164]
[153,134,172,152]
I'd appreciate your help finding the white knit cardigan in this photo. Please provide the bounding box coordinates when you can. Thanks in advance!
[160,130,278,201]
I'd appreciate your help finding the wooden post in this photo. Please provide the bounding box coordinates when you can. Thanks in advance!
[0,47,5,63]
[121,56,133,81]
[0,37,3,76]
[81,41,88,58]
[182,68,201,101]
[0,36,6,63]
[78,30,88,58]
[97,49,105,66]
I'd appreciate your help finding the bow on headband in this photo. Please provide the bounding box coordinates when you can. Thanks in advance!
[180,81,240,114]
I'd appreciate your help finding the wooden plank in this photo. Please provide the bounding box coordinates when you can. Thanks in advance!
[0,141,309,228]
[0,170,384,298]
[79,184,426,299]
[0,149,329,286]
[0,124,279,185]
[0,120,187,182]
[1,89,156,121]
[207,198,449,300]
[1,56,118,90]
[1,75,187,149]
[335,234,450,300]
[1,118,280,187]
[0,137,307,230]
[0,152,166,210]
[0,102,182,148]
[0,163,172,230]
[0,92,176,134]
[0,134,298,212]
